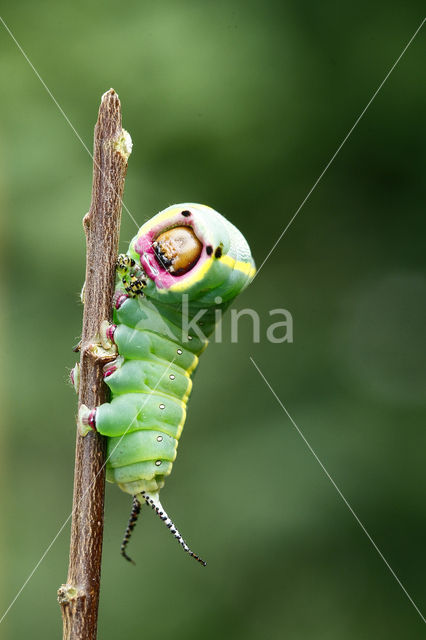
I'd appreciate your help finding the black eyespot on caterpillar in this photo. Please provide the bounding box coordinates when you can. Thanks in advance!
[206,246,213,256]
[214,247,222,259]
[181,210,191,217]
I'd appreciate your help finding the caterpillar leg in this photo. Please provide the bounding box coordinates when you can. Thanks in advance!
[121,496,142,564]
[78,404,97,436]
[99,320,117,350]
[139,491,206,567]
[116,253,147,297]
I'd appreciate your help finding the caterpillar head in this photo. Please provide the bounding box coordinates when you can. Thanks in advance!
[127,204,255,305]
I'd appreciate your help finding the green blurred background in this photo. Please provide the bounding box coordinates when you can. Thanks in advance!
[1,1,425,638]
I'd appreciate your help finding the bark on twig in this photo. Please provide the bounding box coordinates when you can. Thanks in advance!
[58,89,131,640]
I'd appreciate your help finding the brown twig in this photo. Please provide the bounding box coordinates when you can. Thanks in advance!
[58,89,132,640]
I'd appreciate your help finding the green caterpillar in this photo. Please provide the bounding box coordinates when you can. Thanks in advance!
[76,203,255,565]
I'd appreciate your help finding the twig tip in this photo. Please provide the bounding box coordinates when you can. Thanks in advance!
[102,88,117,100]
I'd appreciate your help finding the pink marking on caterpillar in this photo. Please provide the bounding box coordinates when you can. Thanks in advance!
[106,324,117,342]
[87,409,97,431]
[114,293,129,309]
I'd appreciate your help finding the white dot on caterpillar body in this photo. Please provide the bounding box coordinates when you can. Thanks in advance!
[159,403,165,410]
[169,374,175,380]
[187,335,193,341]
[177,348,183,355]
[155,460,162,466]
[157,435,163,442]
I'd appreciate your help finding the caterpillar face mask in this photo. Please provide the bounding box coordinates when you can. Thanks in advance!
[76,203,255,566]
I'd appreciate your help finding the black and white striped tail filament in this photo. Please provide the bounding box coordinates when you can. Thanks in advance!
[142,491,207,567]
[121,496,141,564]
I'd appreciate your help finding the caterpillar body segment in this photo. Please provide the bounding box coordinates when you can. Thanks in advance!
[78,203,255,565]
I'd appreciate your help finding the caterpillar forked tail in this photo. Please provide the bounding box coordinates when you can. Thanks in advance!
[137,491,207,567]
[121,496,142,564]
